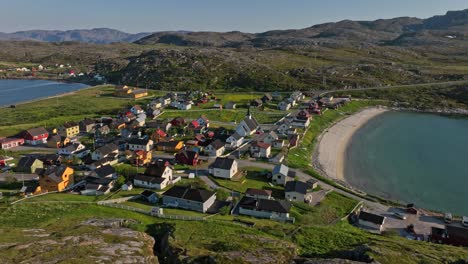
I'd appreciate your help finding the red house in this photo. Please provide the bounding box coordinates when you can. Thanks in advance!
[296,110,311,120]
[175,150,199,166]
[0,137,24,150]
[170,117,185,127]
[24,127,49,145]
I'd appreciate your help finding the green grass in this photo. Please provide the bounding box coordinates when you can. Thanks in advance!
[0,85,154,137]
[210,167,284,197]
[20,193,102,203]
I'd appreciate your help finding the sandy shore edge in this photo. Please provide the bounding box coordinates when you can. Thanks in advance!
[313,106,389,184]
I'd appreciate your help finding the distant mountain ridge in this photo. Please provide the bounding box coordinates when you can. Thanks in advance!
[0,28,153,44]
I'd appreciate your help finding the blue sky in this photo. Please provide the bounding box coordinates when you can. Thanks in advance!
[1,0,467,33]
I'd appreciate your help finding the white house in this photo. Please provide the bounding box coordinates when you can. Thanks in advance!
[128,138,153,152]
[249,141,271,158]
[285,181,311,203]
[225,132,244,149]
[131,105,144,115]
[209,157,238,179]
[121,181,133,191]
[162,185,216,213]
[276,122,291,135]
[236,110,259,137]
[272,164,294,186]
[133,174,170,190]
[57,143,85,156]
[256,131,278,145]
[178,102,192,110]
[245,188,272,200]
[358,211,386,233]
[278,101,291,111]
[92,143,118,161]
[204,140,225,157]
[238,196,292,221]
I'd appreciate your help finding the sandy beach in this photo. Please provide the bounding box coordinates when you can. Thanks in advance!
[314,107,388,182]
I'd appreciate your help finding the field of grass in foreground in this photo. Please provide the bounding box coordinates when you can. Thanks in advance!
[0,191,466,263]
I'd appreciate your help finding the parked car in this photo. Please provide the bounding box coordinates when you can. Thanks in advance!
[406,207,418,215]
[462,216,468,227]
[444,213,453,224]
[394,212,407,220]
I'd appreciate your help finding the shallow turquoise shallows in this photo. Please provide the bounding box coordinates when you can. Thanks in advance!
[0,79,89,106]
[345,111,468,215]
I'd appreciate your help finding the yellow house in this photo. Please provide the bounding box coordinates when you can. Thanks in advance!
[114,85,148,99]
[37,166,74,192]
[58,122,80,137]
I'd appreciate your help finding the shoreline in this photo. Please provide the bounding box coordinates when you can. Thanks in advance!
[0,79,94,108]
[313,106,389,185]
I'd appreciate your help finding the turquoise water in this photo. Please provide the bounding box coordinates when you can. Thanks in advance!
[0,79,88,106]
[345,111,468,215]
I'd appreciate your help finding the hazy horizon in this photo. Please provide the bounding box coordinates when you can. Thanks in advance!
[0,0,467,33]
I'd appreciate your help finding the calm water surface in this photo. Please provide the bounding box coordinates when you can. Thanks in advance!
[0,79,88,106]
[345,111,468,215]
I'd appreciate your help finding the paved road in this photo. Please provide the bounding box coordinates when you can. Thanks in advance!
[237,160,444,235]
[0,173,38,182]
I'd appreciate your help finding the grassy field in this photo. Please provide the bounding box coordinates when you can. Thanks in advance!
[0,85,152,137]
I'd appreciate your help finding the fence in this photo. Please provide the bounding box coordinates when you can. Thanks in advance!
[97,196,138,205]
[98,202,205,221]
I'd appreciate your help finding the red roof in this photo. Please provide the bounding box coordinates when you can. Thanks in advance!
[156,129,167,137]
[207,131,215,138]
[252,141,271,149]
[190,120,200,128]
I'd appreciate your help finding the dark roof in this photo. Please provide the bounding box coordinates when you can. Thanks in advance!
[242,116,259,131]
[26,127,48,137]
[144,162,170,177]
[36,165,69,183]
[48,134,61,142]
[80,119,95,126]
[209,139,225,150]
[176,150,198,160]
[245,188,272,197]
[446,225,468,240]
[359,211,385,225]
[285,181,308,194]
[141,190,156,198]
[17,156,41,169]
[238,196,291,213]
[128,138,150,145]
[94,165,116,178]
[211,157,236,170]
[95,143,118,156]
[86,176,114,186]
[229,132,243,140]
[62,121,78,128]
[134,174,166,184]
[162,185,215,203]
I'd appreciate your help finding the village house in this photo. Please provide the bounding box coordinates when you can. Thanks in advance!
[278,101,292,111]
[58,143,85,156]
[275,124,290,136]
[58,122,80,138]
[19,183,41,196]
[225,132,244,149]
[81,176,115,196]
[37,165,74,193]
[224,101,236,109]
[237,196,292,221]
[170,117,186,127]
[358,211,386,233]
[250,99,263,108]
[292,110,311,128]
[121,181,133,191]
[140,190,158,204]
[128,138,153,152]
[24,127,49,145]
[256,131,279,145]
[188,120,206,134]
[96,124,110,136]
[135,114,147,127]
[285,181,312,203]
[0,137,24,150]
[269,153,285,163]
[131,105,144,115]
[261,93,273,103]
[250,141,271,158]
[16,156,44,173]
[272,164,294,185]
[204,139,225,157]
[79,119,96,133]
[197,115,210,128]
[175,150,199,166]
[235,110,259,137]
[92,165,117,179]
[430,225,468,247]
[132,150,153,166]
[209,157,238,179]
[47,135,70,149]
[150,100,162,109]
[91,143,119,161]
[162,185,216,213]
[114,85,148,99]
[245,188,272,200]
[156,141,184,152]
[133,161,174,190]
